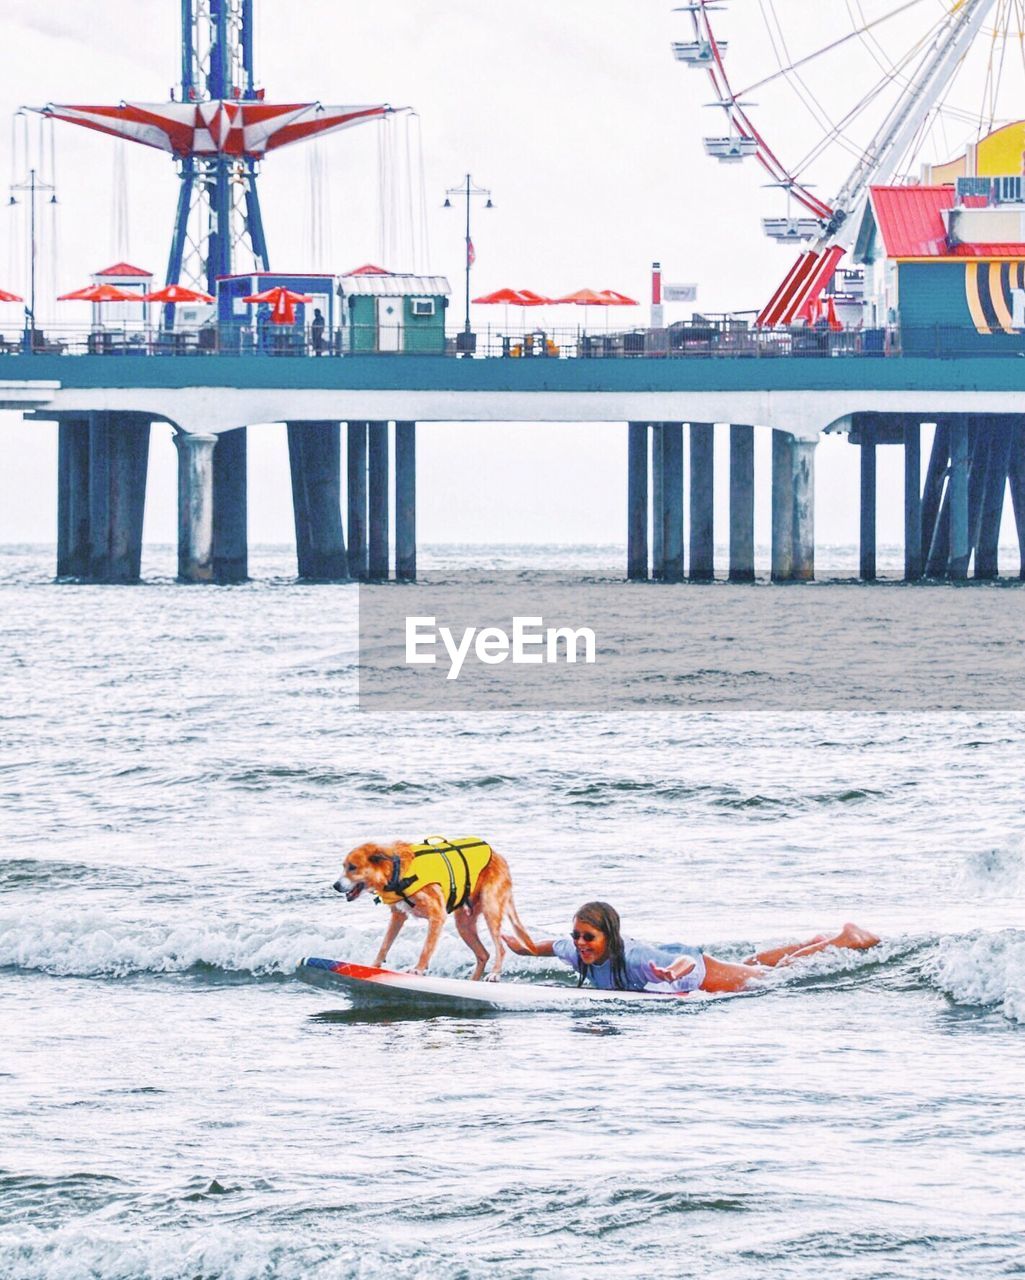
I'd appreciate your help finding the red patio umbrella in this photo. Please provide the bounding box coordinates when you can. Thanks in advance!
[824,294,843,333]
[472,287,526,304]
[472,286,541,330]
[516,289,554,307]
[599,290,639,305]
[553,287,617,332]
[553,288,612,306]
[58,283,140,302]
[242,284,313,325]
[143,284,214,303]
[472,287,526,328]
[0,288,23,303]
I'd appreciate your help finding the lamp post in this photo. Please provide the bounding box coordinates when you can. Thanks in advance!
[444,174,492,354]
[9,165,57,352]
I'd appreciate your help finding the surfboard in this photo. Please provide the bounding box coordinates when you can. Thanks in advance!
[297,957,696,1012]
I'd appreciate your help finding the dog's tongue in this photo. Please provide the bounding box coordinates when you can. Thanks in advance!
[345,884,364,902]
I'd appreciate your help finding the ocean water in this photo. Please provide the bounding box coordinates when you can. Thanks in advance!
[2,543,1024,1280]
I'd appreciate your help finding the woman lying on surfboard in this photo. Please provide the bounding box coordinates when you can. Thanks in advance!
[503,901,880,994]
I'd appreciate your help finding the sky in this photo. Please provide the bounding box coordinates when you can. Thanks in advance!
[0,0,1012,552]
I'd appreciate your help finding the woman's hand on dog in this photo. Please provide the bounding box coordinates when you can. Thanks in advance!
[502,933,555,957]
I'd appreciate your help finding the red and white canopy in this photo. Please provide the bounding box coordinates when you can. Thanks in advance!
[39,100,391,158]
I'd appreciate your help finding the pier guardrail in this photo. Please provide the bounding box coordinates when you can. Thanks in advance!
[0,322,1022,359]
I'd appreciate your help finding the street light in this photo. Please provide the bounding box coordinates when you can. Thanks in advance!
[444,174,493,354]
[9,164,57,352]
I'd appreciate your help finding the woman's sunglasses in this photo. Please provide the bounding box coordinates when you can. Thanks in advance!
[571,930,599,943]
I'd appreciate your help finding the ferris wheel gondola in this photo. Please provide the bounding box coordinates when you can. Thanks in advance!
[673,0,1023,323]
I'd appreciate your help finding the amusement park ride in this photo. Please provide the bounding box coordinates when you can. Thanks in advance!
[29,0,1025,339]
[674,0,1024,325]
[25,0,398,583]
[10,2,1025,591]
[36,0,394,296]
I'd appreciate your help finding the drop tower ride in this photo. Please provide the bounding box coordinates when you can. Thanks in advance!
[42,0,391,294]
[38,0,394,580]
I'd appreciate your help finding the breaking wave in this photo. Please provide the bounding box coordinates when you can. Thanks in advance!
[0,909,520,983]
[924,929,1025,1023]
[0,1224,474,1280]
[3,906,1023,1024]
[0,908,350,981]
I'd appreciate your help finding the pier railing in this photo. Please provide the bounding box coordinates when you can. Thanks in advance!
[0,321,1022,359]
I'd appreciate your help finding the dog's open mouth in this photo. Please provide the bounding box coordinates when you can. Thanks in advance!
[344,883,365,902]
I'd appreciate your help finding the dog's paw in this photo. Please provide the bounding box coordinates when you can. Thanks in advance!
[483,972,502,983]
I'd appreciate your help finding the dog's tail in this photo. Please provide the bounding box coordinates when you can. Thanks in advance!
[503,894,539,951]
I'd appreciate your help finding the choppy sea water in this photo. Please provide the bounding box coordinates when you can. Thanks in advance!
[2,543,1024,1280]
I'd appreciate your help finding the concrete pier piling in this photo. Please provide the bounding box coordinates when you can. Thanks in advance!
[368,421,390,581]
[976,418,1012,580]
[57,417,91,579]
[792,439,816,581]
[627,422,648,580]
[966,420,991,566]
[947,415,970,580]
[175,432,217,582]
[858,417,877,581]
[688,422,714,581]
[904,419,923,581]
[1007,425,1025,580]
[87,412,150,583]
[346,421,368,581]
[923,422,951,577]
[86,415,112,582]
[395,421,416,582]
[650,425,664,581]
[51,392,1025,595]
[771,430,794,582]
[287,421,348,581]
[662,422,684,583]
[212,427,248,583]
[728,424,754,583]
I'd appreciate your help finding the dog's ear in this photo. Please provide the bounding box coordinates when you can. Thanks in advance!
[368,853,388,865]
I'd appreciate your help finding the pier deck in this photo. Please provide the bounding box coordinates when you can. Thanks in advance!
[4,353,1025,587]
[6,353,1025,437]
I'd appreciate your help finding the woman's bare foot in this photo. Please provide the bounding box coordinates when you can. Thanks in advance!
[835,922,880,950]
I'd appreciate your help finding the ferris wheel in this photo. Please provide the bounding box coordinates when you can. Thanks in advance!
[672,0,1023,321]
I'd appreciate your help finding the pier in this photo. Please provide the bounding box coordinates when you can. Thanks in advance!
[5,346,1025,584]
[4,2,1025,587]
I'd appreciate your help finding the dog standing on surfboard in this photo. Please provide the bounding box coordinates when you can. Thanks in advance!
[334,836,537,981]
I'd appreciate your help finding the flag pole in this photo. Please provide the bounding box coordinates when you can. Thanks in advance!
[445,173,493,354]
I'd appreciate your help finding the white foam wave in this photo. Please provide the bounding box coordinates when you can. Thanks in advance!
[925,930,1025,1023]
[0,1224,476,1280]
[0,906,526,981]
[0,908,353,979]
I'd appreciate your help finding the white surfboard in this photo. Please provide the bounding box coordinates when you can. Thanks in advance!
[298,957,699,1012]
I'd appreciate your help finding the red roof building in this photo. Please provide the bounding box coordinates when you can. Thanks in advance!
[93,261,153,278]
[862,187,1025,260]
[855,182,1025,345]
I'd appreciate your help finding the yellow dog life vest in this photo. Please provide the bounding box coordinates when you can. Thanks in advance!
[375,836,493,913]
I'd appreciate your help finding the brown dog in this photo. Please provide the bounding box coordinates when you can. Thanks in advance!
[333,836,536,981]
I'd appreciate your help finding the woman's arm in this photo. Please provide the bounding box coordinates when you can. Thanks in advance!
[502,933,556,957]
[648,954,697,982]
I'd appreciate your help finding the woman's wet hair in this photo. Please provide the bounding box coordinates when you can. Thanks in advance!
[572,901,628,989]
